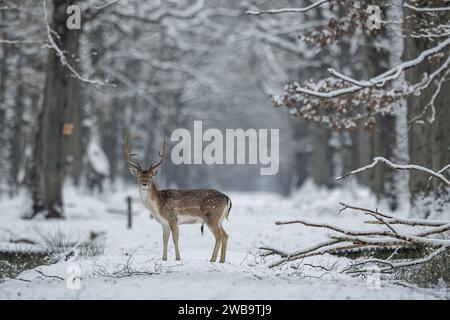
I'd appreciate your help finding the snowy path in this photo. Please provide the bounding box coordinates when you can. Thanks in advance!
[0,184,447,299]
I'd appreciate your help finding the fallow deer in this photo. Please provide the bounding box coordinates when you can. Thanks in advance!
[125,130,231,263]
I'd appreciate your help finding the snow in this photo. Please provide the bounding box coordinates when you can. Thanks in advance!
[87,139,110,176]
[0,183,448,300]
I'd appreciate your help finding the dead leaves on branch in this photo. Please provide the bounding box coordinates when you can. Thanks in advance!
[273,78,403,131]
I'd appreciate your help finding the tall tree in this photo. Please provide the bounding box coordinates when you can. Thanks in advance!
[403,3,450,218]
[31,0,83,218]
[9,54,25,195]
[0,8,10,192]
[311,126,333,187]
[362,33,397,209]
[263,0,449,217]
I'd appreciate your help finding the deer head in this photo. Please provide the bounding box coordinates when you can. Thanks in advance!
[124,130,167,189]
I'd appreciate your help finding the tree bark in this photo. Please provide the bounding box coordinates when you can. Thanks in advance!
[354,127,373,187]
[31,0,82,218]
[9,55,25,195]
[61,29,82,185]
[0,8,10,190]
[373,114,397,210]
[404,6,436,218]
[361,32,397,208]
[431,75,450,219]
[292,123,310,188]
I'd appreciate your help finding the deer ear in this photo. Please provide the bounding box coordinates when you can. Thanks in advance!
[151,167,161,176]
[129,166,140,177]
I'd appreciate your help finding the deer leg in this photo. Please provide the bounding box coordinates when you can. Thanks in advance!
[208,224,222,262]
[162,225,170,261]
[170,223,181,261]
[219,227,228,263]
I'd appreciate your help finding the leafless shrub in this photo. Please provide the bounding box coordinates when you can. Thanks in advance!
[33,226,80,254]
[90,255,160,279]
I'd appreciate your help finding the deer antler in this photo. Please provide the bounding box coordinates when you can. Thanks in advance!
[124,129,141,171]
[150,131,168,173]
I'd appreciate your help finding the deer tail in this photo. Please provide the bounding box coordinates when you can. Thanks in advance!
[226,196,232,221]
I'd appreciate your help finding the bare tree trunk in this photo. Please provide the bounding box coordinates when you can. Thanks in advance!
[354,127,373,187]
[9,55,25,195]
[432,79,450,219]
[404,8,435,218]
[292,123,309,188]
[373,114,397,209]
[103,98,120,183]
[164,91,187,189]
[61,29,82,185]
[0,8,10,190]
[361,32,396,207]
[311,126,333,187]
[340,132,354,178]
[31,0,82,218]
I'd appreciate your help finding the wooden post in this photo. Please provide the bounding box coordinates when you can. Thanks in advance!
[127,196,132,229]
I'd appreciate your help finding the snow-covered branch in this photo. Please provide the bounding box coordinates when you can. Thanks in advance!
[409,59,450,125]
[262,203,450,273]
[0,39,44,44]
[42,0,110,86]
[245,0,328,16]
[404,2,450,12]
[296,37,450,98]
[337,157,450,187]
[89,0,121,10]
[113,0,205,23]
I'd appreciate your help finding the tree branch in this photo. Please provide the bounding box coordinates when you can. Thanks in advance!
[337,157,450,187]
[245,0,328,16]
[293,37,450,98]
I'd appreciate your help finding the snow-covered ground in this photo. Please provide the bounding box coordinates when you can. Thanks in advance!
[0,182,448,299]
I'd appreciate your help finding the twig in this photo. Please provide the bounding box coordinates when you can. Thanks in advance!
[42,0,111,86]
[90,0,120,10]
[263,202,450,275]
[33,269,64,281]
[11,277,32,283]
[337,157,450,187]
[339,202,393,219]
[404,2,450,12]
[275,219,396,237]
[245,0,328,15]
[292,38,450,98]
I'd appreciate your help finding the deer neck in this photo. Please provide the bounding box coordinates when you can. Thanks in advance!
[139,181,163,218]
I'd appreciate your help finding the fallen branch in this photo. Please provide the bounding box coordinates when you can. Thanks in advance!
[275,219,395,237]
[262,203,450,274]
[33,269,64,281]
[340,202,447,227]
[346,246,449,275]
